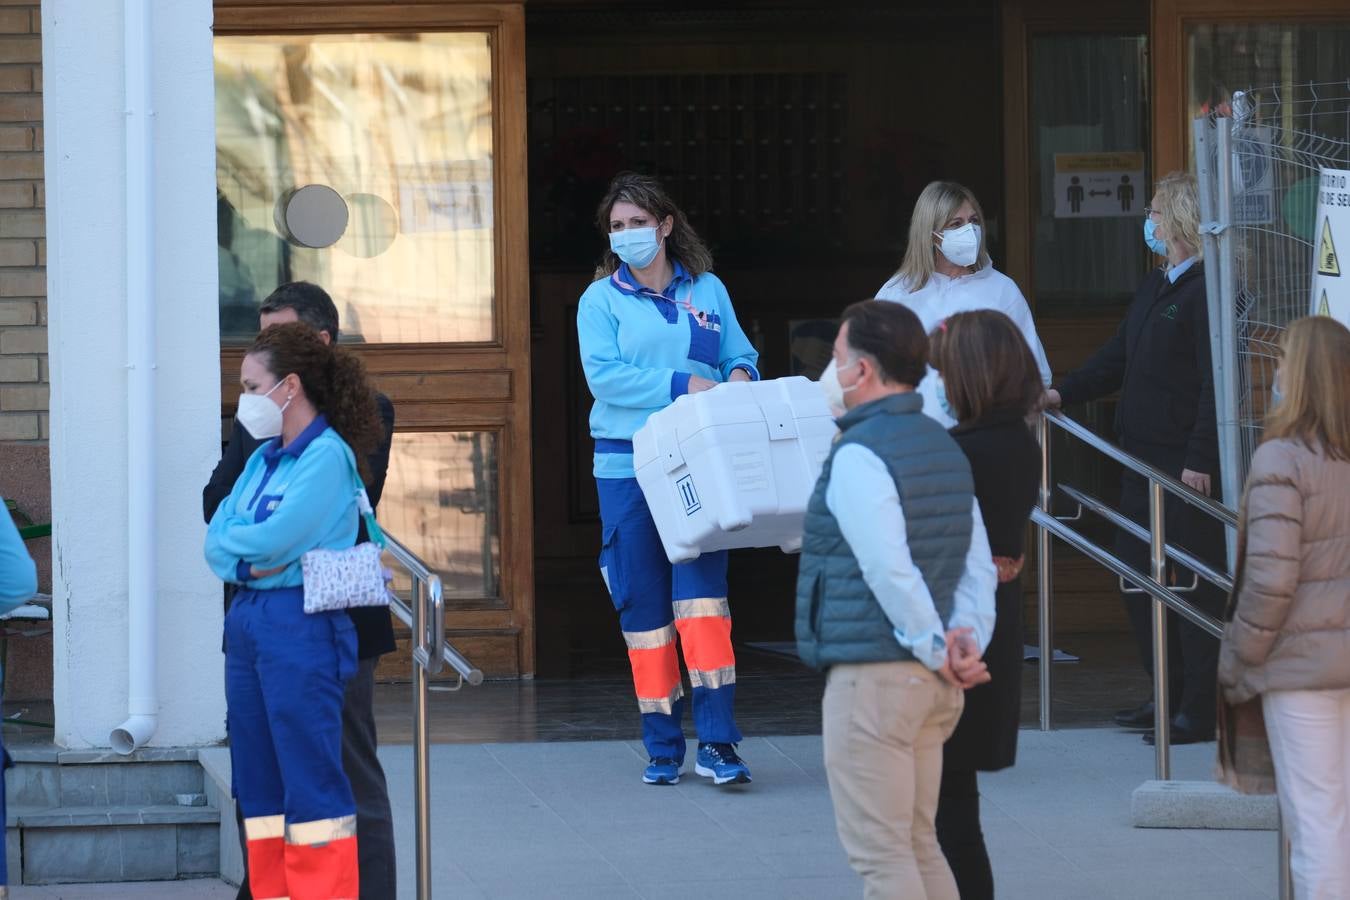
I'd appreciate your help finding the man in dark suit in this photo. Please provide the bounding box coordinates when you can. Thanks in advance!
[204,281,397,900]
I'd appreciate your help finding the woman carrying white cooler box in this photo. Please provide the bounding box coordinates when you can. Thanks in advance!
[577,172,759,787]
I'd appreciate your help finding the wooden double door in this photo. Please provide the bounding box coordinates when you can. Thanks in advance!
[213,1,535,677]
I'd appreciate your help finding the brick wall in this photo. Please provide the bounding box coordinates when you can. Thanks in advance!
[0,1,45,443]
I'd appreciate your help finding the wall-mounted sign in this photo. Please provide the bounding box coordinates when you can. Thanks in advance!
[1053,152,1146,219]
[1233,126,1274,225]
[1312,168,1348,326]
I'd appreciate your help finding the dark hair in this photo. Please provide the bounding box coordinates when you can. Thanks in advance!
[592,172,714,279]
[247,322,383,482]
[259,281,341,343]
[928,310,1045,424]
[839,300,928,388]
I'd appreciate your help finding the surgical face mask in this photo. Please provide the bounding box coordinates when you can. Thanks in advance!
[818,357,861,415]
[236,380,289,440]
[934,222,981,268]
[608,226,663,270]
[1143,217,1167,256]
[1271,369,1284,408]
[935,375,956,421]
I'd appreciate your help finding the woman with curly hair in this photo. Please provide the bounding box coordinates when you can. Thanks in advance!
[205,321,385,900]
[577,171,759,786]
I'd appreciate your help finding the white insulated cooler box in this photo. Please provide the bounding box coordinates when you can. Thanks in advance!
[632,376,839,563]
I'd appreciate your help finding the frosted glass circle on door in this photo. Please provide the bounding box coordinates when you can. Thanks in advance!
[275,185,349,249]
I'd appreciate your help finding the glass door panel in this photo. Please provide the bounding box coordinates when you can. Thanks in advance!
[215,32,495,345]
[1029,34,1150,312]
[380,431,502,609]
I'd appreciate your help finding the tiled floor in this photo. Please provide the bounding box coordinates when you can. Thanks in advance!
[373,729,1275,900]
[371,631,1152,746]
[8,727,1277,900]
[2,631,1150,752]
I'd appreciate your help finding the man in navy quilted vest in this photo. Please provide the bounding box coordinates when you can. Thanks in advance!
[797,300,997,900]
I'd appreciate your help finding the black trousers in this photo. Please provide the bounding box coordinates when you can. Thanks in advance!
[234,656,396,900]
[936,767,994,900]
[1115,469,1228,726]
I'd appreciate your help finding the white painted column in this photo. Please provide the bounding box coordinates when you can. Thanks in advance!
[43,0,224,749]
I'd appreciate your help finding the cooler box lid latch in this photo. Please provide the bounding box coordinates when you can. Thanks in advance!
[757,398,798,441]
[657,425,685,474]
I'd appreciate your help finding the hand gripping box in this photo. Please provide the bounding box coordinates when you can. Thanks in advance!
[632,376,839,563]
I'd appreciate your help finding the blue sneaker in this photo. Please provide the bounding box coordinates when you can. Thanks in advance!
[695,742,752,785]
[643,757,681,785]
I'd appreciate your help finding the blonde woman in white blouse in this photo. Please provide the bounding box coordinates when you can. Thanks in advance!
[822,180,1051,424]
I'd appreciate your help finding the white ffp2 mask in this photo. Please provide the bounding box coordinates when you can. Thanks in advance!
[236,381,288,440]
[935,222,981,268]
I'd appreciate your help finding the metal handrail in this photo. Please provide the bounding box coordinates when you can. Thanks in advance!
[1035,410,1237,774]
[382,531,483,900]
[1030,509,1223,638]
[1043,410,1238,527]
[1056,484,1233,593]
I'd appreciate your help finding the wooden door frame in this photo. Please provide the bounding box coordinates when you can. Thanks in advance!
[1001,0,1149,307]
[214,0,536,676]
[1151,0,1350,177]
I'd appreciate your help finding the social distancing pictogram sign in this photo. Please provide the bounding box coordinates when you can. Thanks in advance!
[1311,168,1348,325]
[1053,152,1147,219]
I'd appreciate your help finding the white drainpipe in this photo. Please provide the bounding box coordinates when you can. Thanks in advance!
[110,0,157,755]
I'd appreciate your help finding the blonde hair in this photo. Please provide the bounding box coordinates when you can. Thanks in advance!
[1264,316,1350,461]
[1155,171,1203,262]
[892,180,992,293]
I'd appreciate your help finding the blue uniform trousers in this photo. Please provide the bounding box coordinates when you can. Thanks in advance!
[596,477,742,762]
[226,587,359,900]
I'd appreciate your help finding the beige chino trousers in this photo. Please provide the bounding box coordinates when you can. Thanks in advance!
[823,660,965,900]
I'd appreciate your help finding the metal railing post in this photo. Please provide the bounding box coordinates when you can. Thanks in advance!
[378,532,482,900]
[1278,812,1294,899]
[411,577,432,900]
[1037,414,1054,731]
[1148,480,1171,780]
[1213,115,1244,565]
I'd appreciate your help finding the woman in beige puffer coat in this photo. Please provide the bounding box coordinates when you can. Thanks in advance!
[1218,315,1350,900]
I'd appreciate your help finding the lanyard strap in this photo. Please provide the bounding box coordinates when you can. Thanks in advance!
[343,449,386,548]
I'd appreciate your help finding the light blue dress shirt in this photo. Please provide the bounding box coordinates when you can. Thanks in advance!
[824,443,997,671]
[1168,256,1199,283]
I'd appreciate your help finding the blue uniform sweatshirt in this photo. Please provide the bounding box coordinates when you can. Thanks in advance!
[577,262,759,479]
[0,498,37,614]
[204,414,360,590]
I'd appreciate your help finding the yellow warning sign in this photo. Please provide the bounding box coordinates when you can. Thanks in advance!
[1312,168,1350,325]
[1319,217,1341,277]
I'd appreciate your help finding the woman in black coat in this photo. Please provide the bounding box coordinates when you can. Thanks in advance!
[929,310,1044,900]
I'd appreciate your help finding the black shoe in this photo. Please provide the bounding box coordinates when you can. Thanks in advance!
[1143,714,1215,746]
[1113,700,1155,729]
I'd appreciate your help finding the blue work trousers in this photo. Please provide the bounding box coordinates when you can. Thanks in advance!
[225,587,359,899]
[596,477,742,762]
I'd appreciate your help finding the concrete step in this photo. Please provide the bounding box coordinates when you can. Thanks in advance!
[1132,779,1278,829]
[3,745,223,885]
[7,746,206,810]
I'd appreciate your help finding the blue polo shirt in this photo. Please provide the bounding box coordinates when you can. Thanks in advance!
[576,262,759,479]
[204,414,360,590]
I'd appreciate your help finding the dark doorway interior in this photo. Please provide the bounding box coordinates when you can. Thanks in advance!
[526,0,1005,676]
